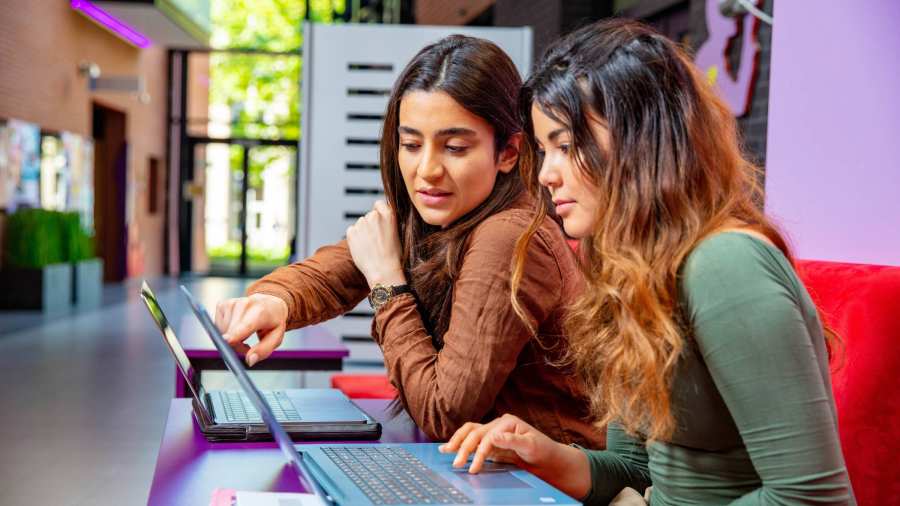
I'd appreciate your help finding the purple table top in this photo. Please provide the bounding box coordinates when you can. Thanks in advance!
[178,323,349,359]
[147,398,430,506]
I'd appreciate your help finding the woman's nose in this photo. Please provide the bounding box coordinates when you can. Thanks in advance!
[418,148,444,182]
[537,156,560,188]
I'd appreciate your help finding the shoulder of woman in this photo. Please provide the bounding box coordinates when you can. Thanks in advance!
[470,207,566,253]
[680,231,791,300]
[465,209,576,288]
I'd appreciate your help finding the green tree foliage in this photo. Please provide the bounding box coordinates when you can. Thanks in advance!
[208,0,346,141]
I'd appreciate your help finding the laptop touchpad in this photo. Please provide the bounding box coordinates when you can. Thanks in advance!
[453,472,533,489]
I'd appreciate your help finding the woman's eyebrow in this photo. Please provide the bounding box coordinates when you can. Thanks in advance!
[547,128,568,142]
[398,125,422,135]
[436,127,477,137]
[398,126,478,137]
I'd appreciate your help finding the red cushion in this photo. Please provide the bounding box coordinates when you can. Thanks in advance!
[330,374,398,399]
[796,260,900,505]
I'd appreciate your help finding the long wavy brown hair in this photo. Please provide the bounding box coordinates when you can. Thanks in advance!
[381,35,524,349]
[511,19,831,441]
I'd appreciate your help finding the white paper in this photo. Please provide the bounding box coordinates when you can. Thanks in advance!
[234,491,327,506]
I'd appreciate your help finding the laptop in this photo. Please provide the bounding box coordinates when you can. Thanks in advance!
[140,281,381,442]
[180,284,580,506]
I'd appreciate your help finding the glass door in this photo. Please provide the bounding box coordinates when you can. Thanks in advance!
[244,144,296,277]
[197,142,245,275]
[189,140,296,277]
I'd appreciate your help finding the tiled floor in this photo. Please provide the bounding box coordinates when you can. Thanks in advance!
[0,276,353,505]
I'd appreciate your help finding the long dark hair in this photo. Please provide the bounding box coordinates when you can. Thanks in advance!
[381,35,524,347]
[510,19,833,441]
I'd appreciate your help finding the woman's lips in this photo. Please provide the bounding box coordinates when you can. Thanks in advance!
[554,200,575,216]
[417,190,452,206]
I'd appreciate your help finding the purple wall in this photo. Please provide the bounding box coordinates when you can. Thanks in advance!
[765,1,900,266]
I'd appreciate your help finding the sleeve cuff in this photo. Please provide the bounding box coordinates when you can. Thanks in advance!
[570,443,601,506]
[371,293,421,346]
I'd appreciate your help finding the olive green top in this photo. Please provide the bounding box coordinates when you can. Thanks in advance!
[580,233,854,505]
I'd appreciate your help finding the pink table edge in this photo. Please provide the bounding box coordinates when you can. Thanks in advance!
[147,398,430,506]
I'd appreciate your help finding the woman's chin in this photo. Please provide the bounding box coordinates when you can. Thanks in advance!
[416,207,454,228]
[562,219,592,239]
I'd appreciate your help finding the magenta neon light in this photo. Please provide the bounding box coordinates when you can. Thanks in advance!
[71,0,152,48]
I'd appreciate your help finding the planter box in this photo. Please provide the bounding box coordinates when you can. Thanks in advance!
[73,258,103,308]
[0,263,72,312]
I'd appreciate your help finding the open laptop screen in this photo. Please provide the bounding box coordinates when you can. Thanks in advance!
[179,285,332,503]
[140,281,200,400]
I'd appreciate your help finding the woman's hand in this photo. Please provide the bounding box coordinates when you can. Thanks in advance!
[609,487,648,505]
[439,414,592,500]
[346,200,406,288]
[215,293,289,367]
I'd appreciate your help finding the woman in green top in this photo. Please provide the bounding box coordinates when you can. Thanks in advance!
[440,19,854,505]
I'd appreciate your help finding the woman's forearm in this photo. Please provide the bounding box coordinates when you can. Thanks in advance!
[539,442,592,500]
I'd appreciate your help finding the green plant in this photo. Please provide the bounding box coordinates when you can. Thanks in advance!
[2,209,95,268]
[3,209,66,268]
[60,212,95,262]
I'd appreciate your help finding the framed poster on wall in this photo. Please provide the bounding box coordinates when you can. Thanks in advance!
[0,119,41,211]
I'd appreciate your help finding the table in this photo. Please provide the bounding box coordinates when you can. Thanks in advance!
[176,324,349,397]
[147,398,430,505]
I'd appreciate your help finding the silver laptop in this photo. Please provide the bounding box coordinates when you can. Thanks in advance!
[141,281,381,441]
[180,284,580,505]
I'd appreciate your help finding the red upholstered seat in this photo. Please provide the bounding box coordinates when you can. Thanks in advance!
[796,260,900,506]
[330,373,398,399]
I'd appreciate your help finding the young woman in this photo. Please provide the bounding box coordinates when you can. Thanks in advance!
[442,20,854,505]
[214,35,603,446]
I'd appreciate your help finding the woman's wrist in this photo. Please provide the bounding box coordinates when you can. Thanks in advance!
[541,442,592,501]
[368,268,407,289]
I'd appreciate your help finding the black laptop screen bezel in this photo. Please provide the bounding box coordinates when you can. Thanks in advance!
[140,281,203,402]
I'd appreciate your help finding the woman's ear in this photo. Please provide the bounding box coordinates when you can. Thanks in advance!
[497,132,523,174]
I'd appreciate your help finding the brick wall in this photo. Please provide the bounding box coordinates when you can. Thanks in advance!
[0,0,167,277]
[494,0,560,61]
[495,0,613,63]
[690,0,773,168]
[409,0,771,168]
[414,0,495,25]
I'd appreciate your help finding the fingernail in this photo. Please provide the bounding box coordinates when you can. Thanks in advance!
[438,444,446,452]
[247,353,259,367]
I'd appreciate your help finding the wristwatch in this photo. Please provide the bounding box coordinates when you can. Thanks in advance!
[367,284,412,311]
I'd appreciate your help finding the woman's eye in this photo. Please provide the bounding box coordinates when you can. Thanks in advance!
[536,148,546,157]
[559,143,571,155]
[446,145,468,154]
[401,143,421,151]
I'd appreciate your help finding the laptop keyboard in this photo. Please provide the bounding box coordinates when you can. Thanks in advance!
[216,390,302,423]
[321,446,473,505]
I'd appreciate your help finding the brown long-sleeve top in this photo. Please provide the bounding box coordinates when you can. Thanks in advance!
[247,200,603,447]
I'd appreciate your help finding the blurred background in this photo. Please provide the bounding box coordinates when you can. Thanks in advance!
[1,1,898,505]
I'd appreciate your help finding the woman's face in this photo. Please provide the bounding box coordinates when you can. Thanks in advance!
[398,91,518,228]
[531,103,606,239]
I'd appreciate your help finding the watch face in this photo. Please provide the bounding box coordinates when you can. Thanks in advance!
[370,286,390,307]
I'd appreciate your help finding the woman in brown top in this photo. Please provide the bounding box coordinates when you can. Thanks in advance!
[214,35,601,446]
